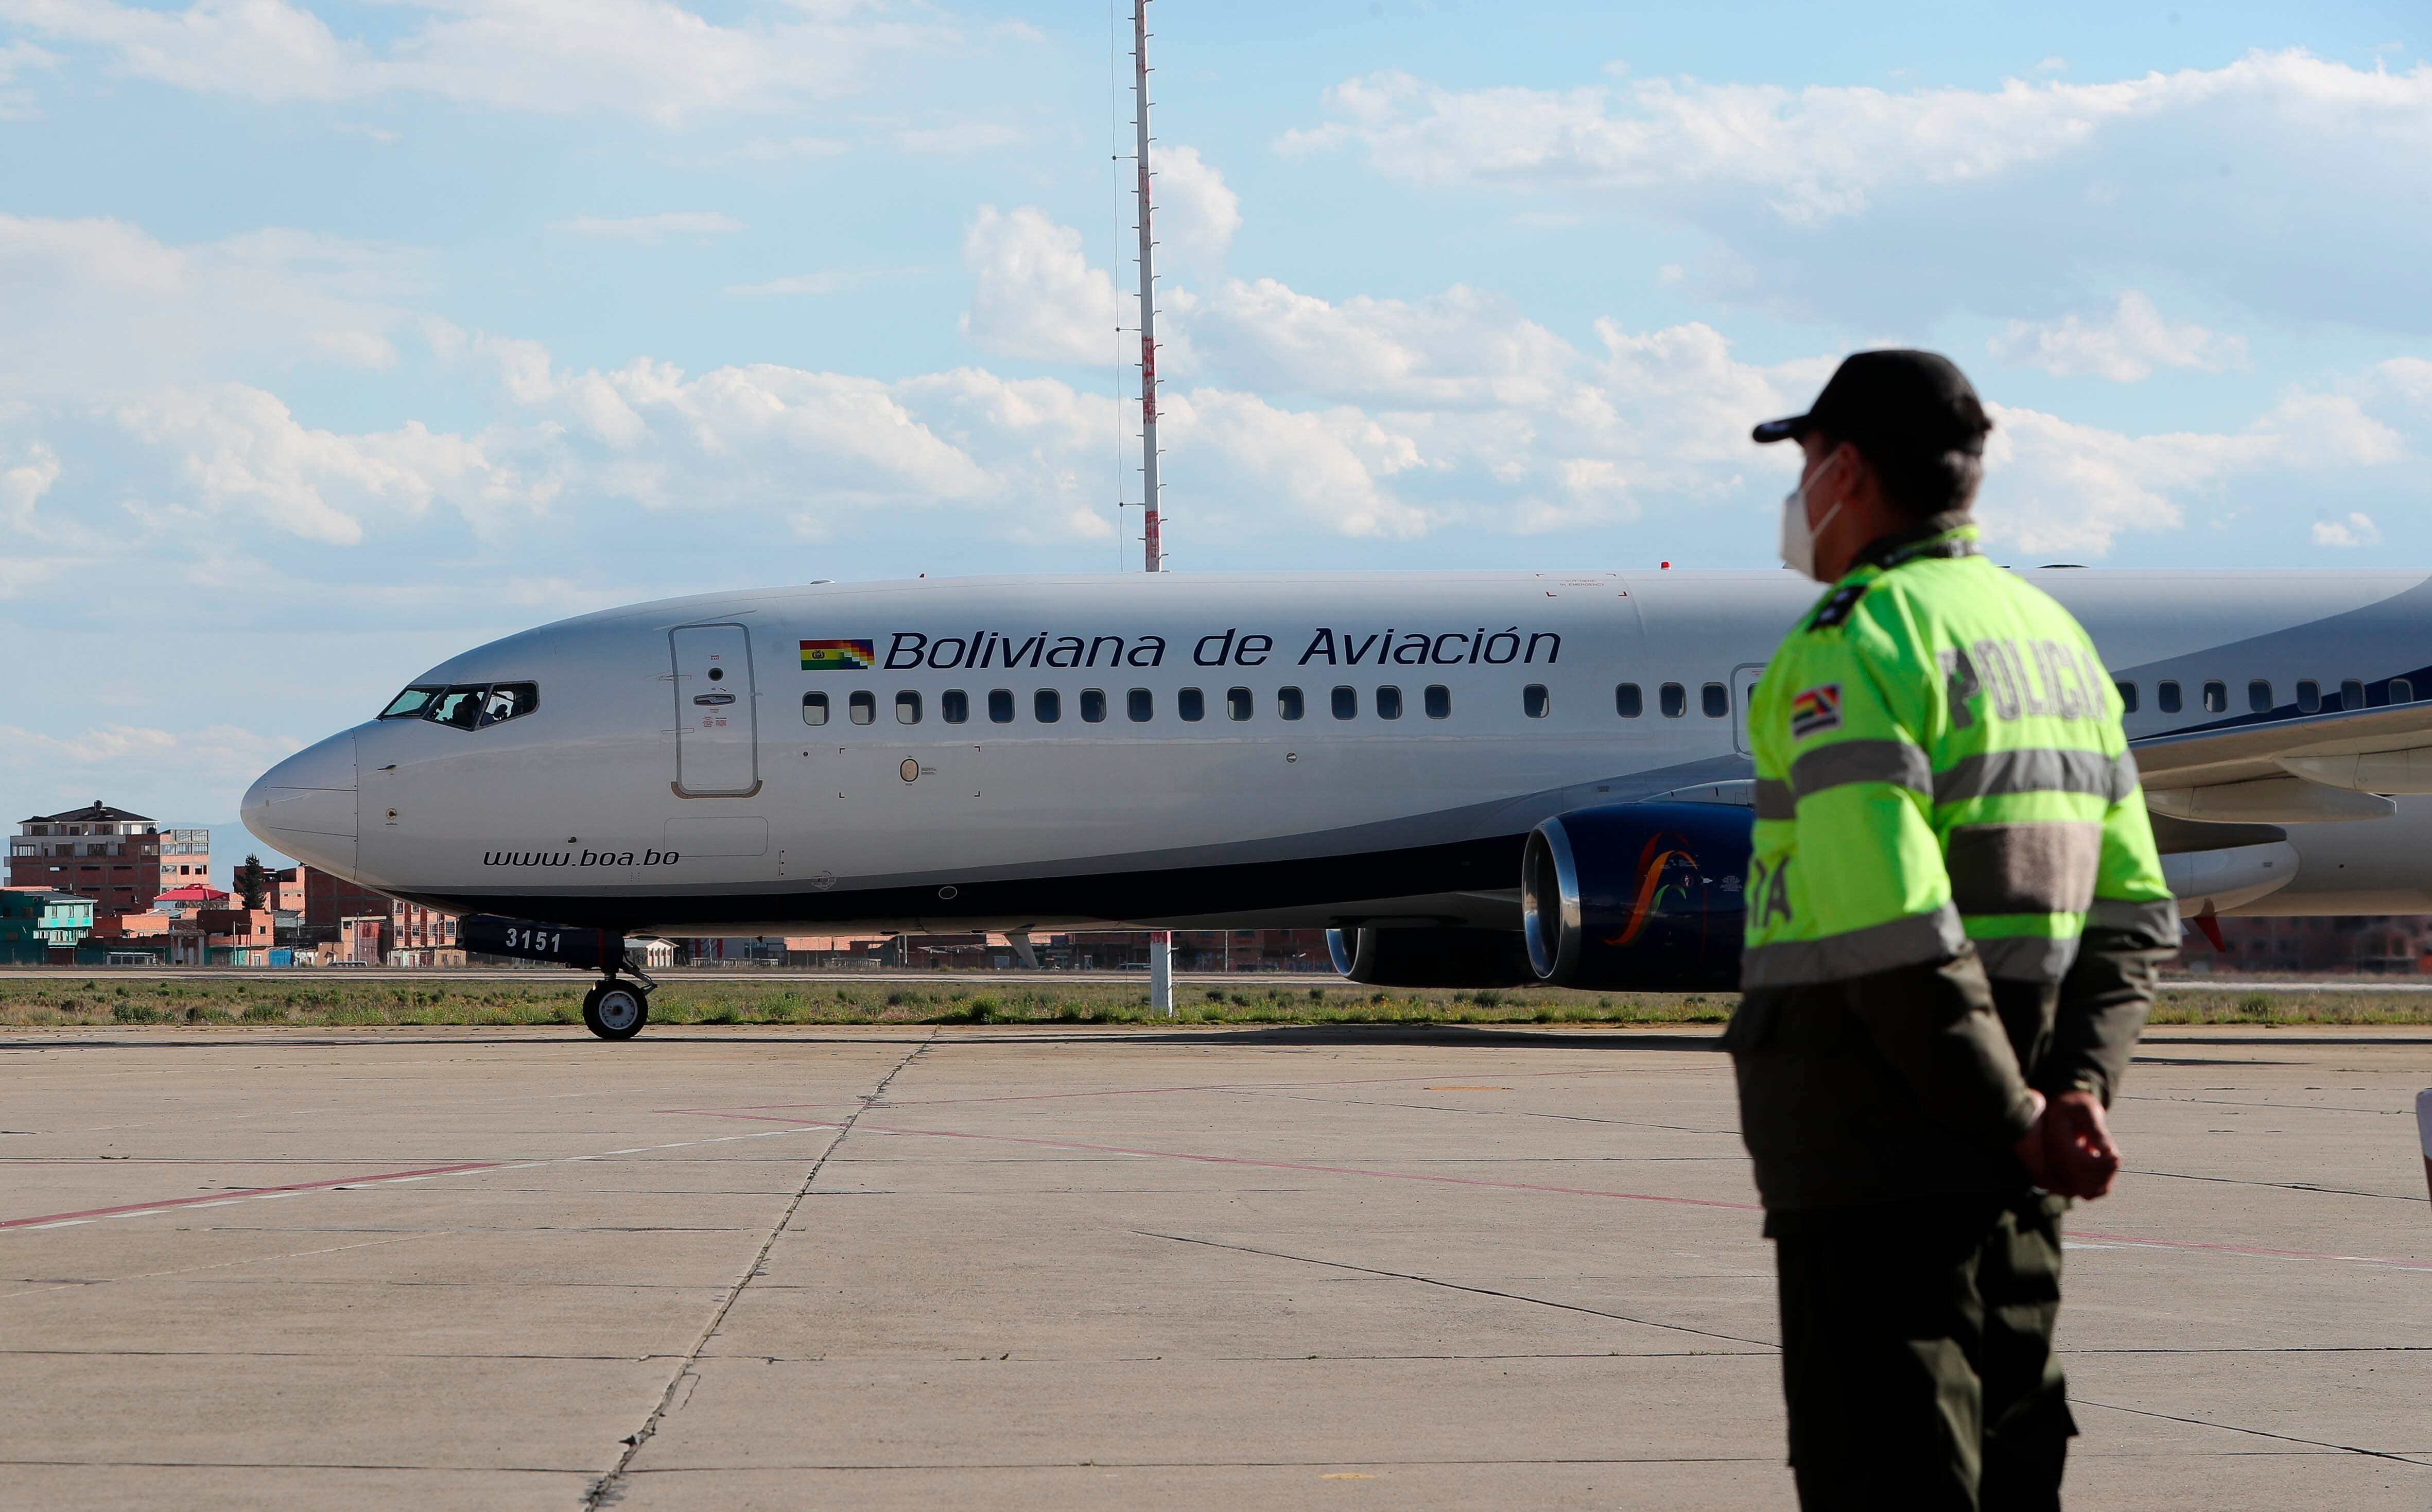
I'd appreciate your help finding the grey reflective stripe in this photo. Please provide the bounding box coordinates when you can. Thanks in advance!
[1789,739,1934,801]
[1934,749,2131,805]
[1972,933,2083,984]
[2087,896,2180,948]
[1739,905,1967,988]
[2108,750,2141,802]
[1945,822,2103,915]
[1754,780,1796,821]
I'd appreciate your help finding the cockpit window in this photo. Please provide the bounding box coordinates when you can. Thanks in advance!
[380,686,443,720]
[421,683,539,732]
[480,684,538,726]
[424,688,485,729]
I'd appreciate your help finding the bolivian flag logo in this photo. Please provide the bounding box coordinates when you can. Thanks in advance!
[800,638,874,671]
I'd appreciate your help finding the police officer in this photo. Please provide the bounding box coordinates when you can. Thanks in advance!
[1727,351,2179,1510]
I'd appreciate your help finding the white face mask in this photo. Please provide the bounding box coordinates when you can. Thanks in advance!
[1778,454,1847,582]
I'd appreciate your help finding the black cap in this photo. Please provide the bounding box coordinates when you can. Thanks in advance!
[1751,349,1991,455]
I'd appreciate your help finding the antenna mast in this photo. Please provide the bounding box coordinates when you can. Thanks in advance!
[1131,0,1161,572]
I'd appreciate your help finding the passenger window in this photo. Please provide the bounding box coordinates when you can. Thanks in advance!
[802,692,829,727]
[2247,680,2272,714]
[942,690,969,724]
[2158,680,2182,714]
[1424,685,1451,719]
[2202,681,2227,714]
[1375,686,1403,720]
[424,686,485,730]
[1080,689,1107,723]
[1523,684,1550,719]
[1127,688,1153,722]
[2341,679,2366,711]
[896,691,922,725]
[2296,681,2319,715]
[2394,679,2416,705]
[480,683,538,726]
[1035,689,1062,723]
[989,689,1015,724]
[1332,686,1357,720]
[1179,688,1205,722]
[2115,681,2138,714]
[1660,682,1687,718]
[849,690,877,725]
[1226,687,1252,722]
[1278,687,1305,720]
[1615,683,1642,718]
[380,686,441,720]
[1701,682,1728,718]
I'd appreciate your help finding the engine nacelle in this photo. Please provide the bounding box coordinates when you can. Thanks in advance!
[1327,926,1534,987]
[1522,802,1752,992]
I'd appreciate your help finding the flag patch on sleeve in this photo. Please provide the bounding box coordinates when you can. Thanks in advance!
[1790,684,1842,739]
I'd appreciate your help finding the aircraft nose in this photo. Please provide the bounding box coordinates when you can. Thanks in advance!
[241,731,359,876]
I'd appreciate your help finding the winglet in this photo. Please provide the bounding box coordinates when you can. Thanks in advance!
[2191,899,2226,954]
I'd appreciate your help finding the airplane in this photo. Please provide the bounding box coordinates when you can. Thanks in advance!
[241,566,2432,1038]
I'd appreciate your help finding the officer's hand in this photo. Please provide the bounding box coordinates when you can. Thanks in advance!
[2043,1090,2123,1200]
[2010,1089,2051,1189]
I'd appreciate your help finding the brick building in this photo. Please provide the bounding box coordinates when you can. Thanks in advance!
[8,803,209,918]
[387,900,463,967]
[2184,915,2432,975]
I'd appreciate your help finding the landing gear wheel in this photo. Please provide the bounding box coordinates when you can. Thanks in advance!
[582,982,649,1040]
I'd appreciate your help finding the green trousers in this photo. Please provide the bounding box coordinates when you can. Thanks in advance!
[1772,1196,2074,1511]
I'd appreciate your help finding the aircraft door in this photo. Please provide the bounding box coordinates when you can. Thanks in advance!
[672,624,760,796]
[1730,662,1766,757]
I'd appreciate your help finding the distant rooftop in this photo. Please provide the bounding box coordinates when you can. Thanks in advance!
[156,884,231,902]
[21,801,153,824]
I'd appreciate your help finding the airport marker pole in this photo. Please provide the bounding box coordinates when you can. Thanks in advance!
[1133,0,1174,1016]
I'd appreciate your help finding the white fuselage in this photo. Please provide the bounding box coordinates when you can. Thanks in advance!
[242,567,2432,935]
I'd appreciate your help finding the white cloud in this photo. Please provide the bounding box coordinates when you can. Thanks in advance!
[1989,292,2247,380]
[1153,145,1241,281]
[726,267,922,297]
[1977,389,2406,555]
[115,383,554,545]
[892,120,1026,157]
[0,214,414,399]
[2313,511,2380,547]
[1167,389,1427,539]
[958,205,1125,364]
[554,211,742,241]
[1178,279,1573,409]
[0,720,303,798]
[0,441,58,520]
[1284,51,2432,329]
[1,0,957,123]
[726,134,849,163]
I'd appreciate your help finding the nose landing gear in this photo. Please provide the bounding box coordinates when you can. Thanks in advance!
[459,915,656,1042]
[581,977,652,1040]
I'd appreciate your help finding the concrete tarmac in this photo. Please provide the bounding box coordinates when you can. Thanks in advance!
[1,1024,2425,1510]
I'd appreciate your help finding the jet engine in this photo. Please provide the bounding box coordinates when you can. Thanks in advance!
[1327,925,1535,988]
[1521,802,1752,992]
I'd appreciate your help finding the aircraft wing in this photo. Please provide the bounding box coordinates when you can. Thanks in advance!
[2131,702,2432,823]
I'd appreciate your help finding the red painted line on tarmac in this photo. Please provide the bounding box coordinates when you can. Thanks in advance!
[0,1162,505,1231]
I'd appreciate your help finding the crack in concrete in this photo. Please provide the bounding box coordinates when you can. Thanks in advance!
[2074,1398,2432,1467]
[1135,1230,1779,1350]
[580,1032,934,1508]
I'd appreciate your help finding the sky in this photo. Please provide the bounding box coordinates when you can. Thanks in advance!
[3,0,2429,847]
